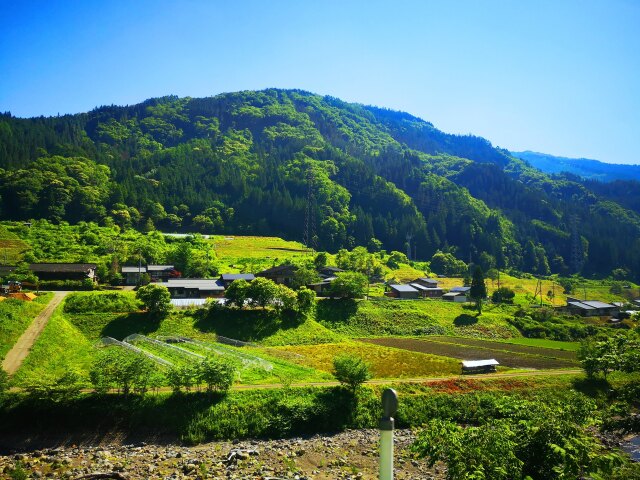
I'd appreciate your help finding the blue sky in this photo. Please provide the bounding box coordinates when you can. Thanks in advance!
[1,0,639,164]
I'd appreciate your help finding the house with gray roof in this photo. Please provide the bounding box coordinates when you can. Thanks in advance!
[566,298,618,317]
[387,284,421,299]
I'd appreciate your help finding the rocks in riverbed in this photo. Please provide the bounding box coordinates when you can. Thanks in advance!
[0,429,441,479]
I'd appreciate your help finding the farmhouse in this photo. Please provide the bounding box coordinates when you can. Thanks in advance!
[256,264,298,285]
[566,299,618,317]
[146,265,178,282]
[29,263,97,282]
[442,291,467,302]
[409,282,443,298]
[450,286,471,293]
[318,266,344,278]
[160,278,225,299]
[462,359,499,374]
[387,284,421,299]
[307,277,336,296]
[220,273,255,287]
[412,277,440,288]
[122,266,146,285]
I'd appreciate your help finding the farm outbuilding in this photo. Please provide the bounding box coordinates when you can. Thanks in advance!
[442,291,467,302]
[566,299,618,317]
[462,359,499,374]
[409,282,443,298]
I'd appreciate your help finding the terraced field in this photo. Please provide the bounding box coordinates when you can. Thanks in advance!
[360,337,578,370]
[426,336,578,360]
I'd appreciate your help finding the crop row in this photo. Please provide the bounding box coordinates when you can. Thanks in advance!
[360,338,578,370]
[425,336,577,360]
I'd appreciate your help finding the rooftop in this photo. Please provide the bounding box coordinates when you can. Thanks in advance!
[29,263,97,272]
[462,359,499,368]
[221,273,256,281]
[389,284,419,293]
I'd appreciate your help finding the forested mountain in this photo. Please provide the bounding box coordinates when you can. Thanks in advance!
[1,89,639,279]
[512,150,640,182]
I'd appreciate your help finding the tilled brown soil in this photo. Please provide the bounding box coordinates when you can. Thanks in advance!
[360,337,577,369]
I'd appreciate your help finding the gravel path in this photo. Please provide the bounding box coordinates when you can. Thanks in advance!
[1,291,67,375]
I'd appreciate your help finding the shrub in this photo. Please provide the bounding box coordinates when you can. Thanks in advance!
[225,279,249,308]
[199,357,236,393]
[296,287,316,314]
[492,287,515,303]
[328,272,368,299]
[64,292,140,314]
[0,369,9,397]
[90,348,157,396]
[332,354,371,391]
[136,284,172,315]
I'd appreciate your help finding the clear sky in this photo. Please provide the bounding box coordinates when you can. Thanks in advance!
[1,0,639,164]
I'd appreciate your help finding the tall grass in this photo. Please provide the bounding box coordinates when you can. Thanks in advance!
[0,293,52,360]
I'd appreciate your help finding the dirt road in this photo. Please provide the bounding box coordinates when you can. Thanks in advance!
[2,291,67,375]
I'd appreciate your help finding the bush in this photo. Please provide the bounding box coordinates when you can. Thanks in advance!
[225,279,249,308]
[199,357,236,393]
[492,287,515,303]
[64,292,140,314]
[329,272,368,299]
[136,284,172,315]
[90,348,157,396]
[296,287,316,314]
[332,354,371,391]
[0,369,9,397]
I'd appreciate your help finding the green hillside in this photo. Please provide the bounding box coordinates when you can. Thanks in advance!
[1,90,639,279]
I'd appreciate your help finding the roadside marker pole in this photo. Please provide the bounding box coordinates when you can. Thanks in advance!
[379,388,398,480]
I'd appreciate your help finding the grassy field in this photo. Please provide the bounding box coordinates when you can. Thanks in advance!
[207,235,311,272]
[275,341,462,378]
[489,337,580,351]
[316,298,520,338]
[0,224,29,264]
[437,273,635,306]
[424,336,577,360]
[0,293,52,361]
[12,303,95,385]
[360,337,578,370]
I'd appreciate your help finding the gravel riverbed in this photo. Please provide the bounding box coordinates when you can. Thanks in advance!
[0,429,445,479]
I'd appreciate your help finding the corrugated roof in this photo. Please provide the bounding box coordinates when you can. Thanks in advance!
[146,265,175,272]
[568,301,595,310]
[29,263,97,272]
[162,279,224,290]
[409,283,429,291]
[451,286,471,292]
[417,277,439,284]
[122,266,147,273]
[462,359,499,367]
[221,274,255,281]
[390,284,419,293]
[442,291,465,297]
[581,301,616,309]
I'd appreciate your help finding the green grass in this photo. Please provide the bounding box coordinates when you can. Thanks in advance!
[490,337,580,351]
[315,298,520,339]
[63,291,140,314]
[275,340,462,378]
[0,224,29,263]
[209,235,310,272]
[12,304,96,386]
[0,293,52,361]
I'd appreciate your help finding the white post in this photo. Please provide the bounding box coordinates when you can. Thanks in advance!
[379,428,394,480]
[379,388,398,480]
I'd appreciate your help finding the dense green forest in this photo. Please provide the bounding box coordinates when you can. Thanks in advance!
[1,89,639,279]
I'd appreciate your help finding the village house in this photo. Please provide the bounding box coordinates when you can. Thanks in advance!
[160,278,225,299]
[409,282,443,298]
[256,264,298,285]
[146,265,178,283]
[565,298,618,317]
[122,266,146,285]
[412,277,440,288]
[307,277,337,296]
[220,273,255,288]
[29,263,97,282]
[386,284,421,299]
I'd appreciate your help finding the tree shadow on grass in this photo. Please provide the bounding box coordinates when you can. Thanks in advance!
[453,313,479,327]
[100,312,162,340]
[315,299,358,327]
[572,376,612,398]
[193,307,303,343]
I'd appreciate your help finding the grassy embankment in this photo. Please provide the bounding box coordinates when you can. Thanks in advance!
[0,372,603,445]
[0,224,29,264]
[0,293,52,361]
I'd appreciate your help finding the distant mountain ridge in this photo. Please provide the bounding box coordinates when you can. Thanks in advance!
[1,89,639,279]
[512,150,640,182]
